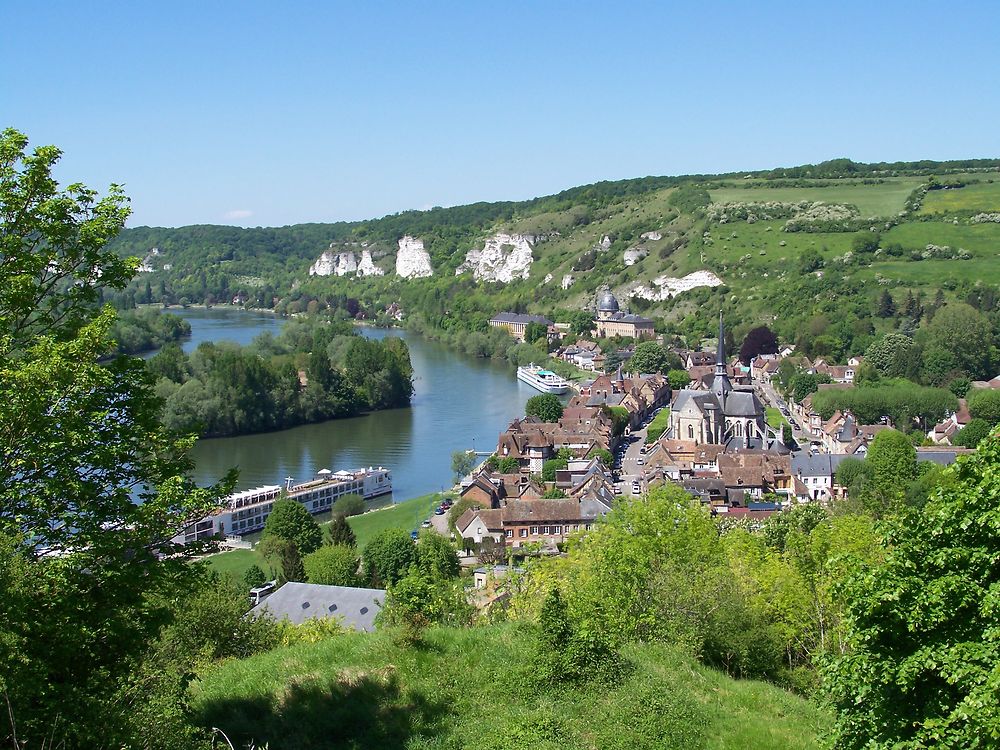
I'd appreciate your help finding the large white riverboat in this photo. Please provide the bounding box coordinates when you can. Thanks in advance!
[516,364,570,394]
[175,466,392,544]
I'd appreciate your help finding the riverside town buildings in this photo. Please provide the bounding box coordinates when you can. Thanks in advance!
[488,312,553,342]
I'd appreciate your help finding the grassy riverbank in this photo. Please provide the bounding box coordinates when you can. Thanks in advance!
[202,492,450,581]
[192,623,830,750]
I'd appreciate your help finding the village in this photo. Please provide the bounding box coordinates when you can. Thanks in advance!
[455,291,981,564]
[211,290,991,627]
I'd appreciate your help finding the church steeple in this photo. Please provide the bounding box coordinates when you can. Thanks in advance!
[713,310,732,411]
[715,310,726,373]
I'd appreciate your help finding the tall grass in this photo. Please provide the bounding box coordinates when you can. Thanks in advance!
[192,623,829,749]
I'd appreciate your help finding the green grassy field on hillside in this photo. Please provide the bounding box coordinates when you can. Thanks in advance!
[202,492,447,582]
[711,178,922,217]
[919,181,1000,214]
[192,623,830,750]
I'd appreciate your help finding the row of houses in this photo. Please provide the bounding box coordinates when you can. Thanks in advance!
[455,457,617,550]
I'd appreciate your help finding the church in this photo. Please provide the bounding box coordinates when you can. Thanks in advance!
[668,313,783,449]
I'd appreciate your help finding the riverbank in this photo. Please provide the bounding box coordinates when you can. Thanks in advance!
[202,491,453,581]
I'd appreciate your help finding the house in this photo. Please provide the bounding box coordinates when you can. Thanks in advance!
[685,351,716,369]
[915,447,975,465]
[810,358,859,385]
[717,452,793,504]
[473,565,525,589]
[927,399,972,445]
[455,507,505,544]
[249,582,383,632]
[791,453,851,502]
[820,411,889,456]
[500,499,603,549]
[488,312,553,342]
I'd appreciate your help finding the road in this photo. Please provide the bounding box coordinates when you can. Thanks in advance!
[617,418,653,496]
[755,380,815,447]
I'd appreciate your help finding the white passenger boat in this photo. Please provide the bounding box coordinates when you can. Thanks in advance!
[174,466,392,544]
[516,364,569,394]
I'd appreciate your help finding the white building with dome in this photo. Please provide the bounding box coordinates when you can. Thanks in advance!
[593,291,655,339]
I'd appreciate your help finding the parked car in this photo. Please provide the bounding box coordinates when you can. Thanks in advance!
[434,507,445,515]
[639,445,648,454]
[421,520,432,528]
[410,530,419,540]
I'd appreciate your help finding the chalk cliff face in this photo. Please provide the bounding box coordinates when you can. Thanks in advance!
[456,233,533,282]
[309,248,357,277]
[623,247,647,266]
[357,249,384,277]
[395,236,433,278]
[632,270,723,301]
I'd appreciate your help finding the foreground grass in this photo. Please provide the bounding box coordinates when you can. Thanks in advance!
[192,623,830,750]
[203,492,448,581]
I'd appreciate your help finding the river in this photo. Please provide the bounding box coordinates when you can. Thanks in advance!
[167,308,535,502]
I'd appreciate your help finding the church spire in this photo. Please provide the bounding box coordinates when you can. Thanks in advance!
[715,310,726,373]
[713,310,731,412]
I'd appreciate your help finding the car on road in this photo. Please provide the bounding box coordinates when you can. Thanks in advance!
[639,445,648,454]
[637,457,644,465]
[421,520,432,528]
[631,482,641,493]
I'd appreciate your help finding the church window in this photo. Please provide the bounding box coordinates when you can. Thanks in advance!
[687,425,694,439]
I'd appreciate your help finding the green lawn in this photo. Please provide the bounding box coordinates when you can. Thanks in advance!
[202,492,448,582]
[192,623,830,750]
[645,408,671,442]
[711,178,923,217]
[919,180,1000,215]
[765,407,787,430]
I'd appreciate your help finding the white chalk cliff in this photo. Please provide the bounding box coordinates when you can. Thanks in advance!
[309,248,358,277]
[395,236,433,278]
[357,249,384,277]
[632,270,724,301]
[623,247,648,266]
[455,233,534,282]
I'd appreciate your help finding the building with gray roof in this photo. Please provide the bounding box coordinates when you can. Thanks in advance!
[668,313,778,449]
[249,582,383,632]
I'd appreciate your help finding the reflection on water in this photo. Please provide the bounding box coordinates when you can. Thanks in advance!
[175,311,536,502]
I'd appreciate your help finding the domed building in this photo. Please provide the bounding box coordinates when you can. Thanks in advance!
[593,290,654,339]
[597,290,620,316]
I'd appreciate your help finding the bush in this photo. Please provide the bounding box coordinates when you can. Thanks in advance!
[967,388,1000,426]
[363,528,417,587]
[953,418,991,448]
[262,497,323,555]
[525,393,564,423]
[332,493,365,518]
[303,544,361,586]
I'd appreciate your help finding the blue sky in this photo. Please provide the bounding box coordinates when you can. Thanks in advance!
[1,1,997,228]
